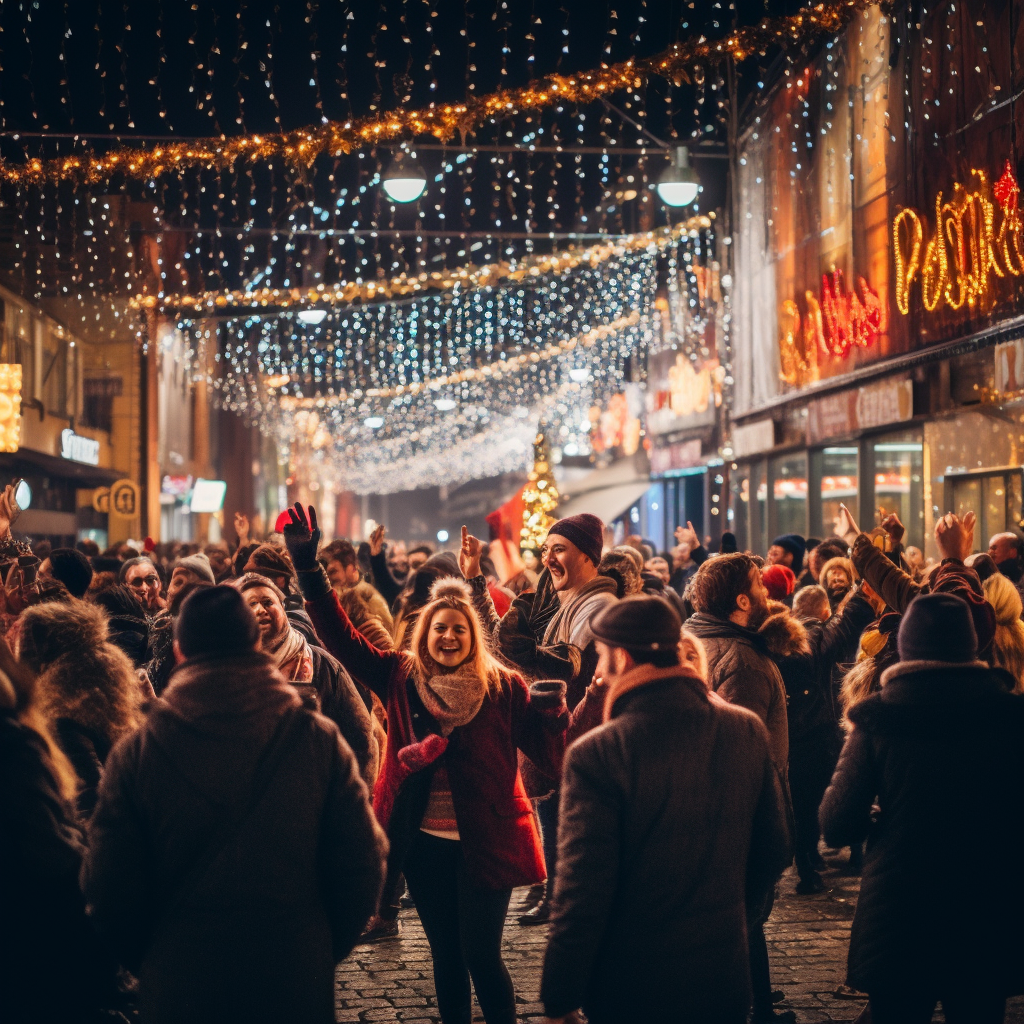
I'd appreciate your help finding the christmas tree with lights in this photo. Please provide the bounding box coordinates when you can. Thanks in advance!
[521,433,559,552]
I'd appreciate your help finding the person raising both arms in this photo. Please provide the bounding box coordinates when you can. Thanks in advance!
[283,504,568,1024]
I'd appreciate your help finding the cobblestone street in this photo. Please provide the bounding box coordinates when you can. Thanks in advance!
[337,847,1024,1023]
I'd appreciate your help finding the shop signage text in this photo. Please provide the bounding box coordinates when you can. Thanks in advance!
[650,438,702,476]
[807,377,913,445]
[779,271,886,387]
[893,161,1024,316]
[732,417,776,458]
[60,428,101,466]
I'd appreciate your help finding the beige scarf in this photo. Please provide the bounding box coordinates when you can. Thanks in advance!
[414,662,487,736]
[265,625,311,683]
[603,663,707,722]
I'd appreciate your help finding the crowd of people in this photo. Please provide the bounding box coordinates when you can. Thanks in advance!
[5,478,1024,1024]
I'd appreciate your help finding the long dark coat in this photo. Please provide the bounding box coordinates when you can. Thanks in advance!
[820,659,1024,996]
[540,671,791,1023]
[82,652,388,1024]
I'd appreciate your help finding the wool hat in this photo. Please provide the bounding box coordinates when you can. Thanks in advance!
[591,593,682,652]
[897,592,978,664]
[243,544,296,587]
[771,534,806,575]
[46,547,94,598]
[174,553,216,585]
[719,532,738,554]
[175,585,261,659]
[761,564,796,601]
[547,513,604,566]
[233,571,288,605]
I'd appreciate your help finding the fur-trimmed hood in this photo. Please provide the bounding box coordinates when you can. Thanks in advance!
[20,599,142,745]
[758,600,811,659]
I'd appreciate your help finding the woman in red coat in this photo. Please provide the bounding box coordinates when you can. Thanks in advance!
[284,506,567,1024]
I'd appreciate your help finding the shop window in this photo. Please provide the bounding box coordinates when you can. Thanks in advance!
[771,454,808,538]
[728,464,750,553]
[871,430,924,551]
[820,447,858,539]
[946,471,1023,547]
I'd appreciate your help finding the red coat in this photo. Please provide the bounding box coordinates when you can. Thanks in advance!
[305,588,566,890]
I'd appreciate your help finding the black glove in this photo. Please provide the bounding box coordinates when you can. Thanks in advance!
[283,502,321,572]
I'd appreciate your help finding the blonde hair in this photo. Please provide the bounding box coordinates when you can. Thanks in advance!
[984,574,1024,693]
[680,630,708,684]
[839,656,881,731]
[407,577,505,695]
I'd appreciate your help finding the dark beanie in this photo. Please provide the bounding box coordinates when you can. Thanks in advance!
[547,513,604,566]
[47,547,93,598]
[719,532,737,554]
[175,585,260,660]
[771,534,806,575]
[591,594,682,652]
[897,593,978,664]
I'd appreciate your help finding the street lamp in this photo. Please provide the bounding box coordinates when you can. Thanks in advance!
[381,152,428,203]
[656,146,700,207]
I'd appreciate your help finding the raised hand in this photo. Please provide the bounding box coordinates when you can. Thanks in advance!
[459,525,484,579]
[935,511,973,562]
[0,481,23,539]
[674,521,698,548]
[833,503,860,547]
[233,511,250,543]
[369,523,386,557]
[879,511,905,547]
[283,502,321,571]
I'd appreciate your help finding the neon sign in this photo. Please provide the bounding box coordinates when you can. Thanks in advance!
[779,271,886,386]
[892,161,1024,316]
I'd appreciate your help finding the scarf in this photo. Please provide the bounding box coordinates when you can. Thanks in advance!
[163,652,300,722]
[413,661,487,736]
[264,623,312,683]
[603,663,706,722]
[543,574,618,646]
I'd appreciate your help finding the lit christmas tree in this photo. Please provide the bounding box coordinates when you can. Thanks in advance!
[521,433,559,552]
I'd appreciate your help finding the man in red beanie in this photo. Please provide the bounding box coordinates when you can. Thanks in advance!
[761,564,796,606]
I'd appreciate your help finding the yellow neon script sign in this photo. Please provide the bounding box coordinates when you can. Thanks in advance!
[893,161,1024,316]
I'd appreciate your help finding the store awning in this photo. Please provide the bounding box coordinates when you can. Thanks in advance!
[557,456,652,524]
[0,448,122,488]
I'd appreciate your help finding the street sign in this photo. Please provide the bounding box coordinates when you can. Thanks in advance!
[109,478,140,520]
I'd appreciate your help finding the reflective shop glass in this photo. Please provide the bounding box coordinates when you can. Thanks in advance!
[771,454,808,538]
[728,465,750,553]
[753,461,768,554]
[820,447,858,539]
[872,429,924,552]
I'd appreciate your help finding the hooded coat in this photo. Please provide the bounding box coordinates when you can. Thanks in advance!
[541,667,791,1023]
[82,651,388,1024]
[20,600,143,819]
[820,659,1024,996]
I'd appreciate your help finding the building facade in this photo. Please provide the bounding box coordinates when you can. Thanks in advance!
[730,2,1024,558]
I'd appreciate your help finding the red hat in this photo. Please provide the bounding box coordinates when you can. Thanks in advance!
[762,564,796,601]
[274,509,292,534]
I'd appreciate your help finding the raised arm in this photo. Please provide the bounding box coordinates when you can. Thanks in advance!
[368,525,404,608]
[284,504,402,701]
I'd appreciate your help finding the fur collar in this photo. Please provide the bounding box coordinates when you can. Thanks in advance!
[758,603,811,659]
[605,664,707,721]
[880,659,994,686]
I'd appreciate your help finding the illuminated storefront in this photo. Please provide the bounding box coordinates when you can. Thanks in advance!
[729,2,1024,557]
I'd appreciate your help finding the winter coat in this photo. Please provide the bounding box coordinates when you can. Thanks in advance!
[297,565,567,891]
[82,651,387,1024]
[541,668,791,1023]
[306,643,378,788]
[0,711,120,1023]
[21,600,143,819]
[760,593,876,747]
[820,659,1024,995]
[685,612,791,778]
[344,579,394,634]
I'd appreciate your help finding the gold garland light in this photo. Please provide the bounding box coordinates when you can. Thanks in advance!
[0,1,882,188]
[133,217,710,315]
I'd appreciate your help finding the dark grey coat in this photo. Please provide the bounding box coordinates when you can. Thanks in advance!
[820,659,1024,995]
[82,654,388,1024]
[540,673,791,1023]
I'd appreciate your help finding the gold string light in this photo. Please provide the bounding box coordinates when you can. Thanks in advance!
[132,218,709,314]
[0,1,882,189]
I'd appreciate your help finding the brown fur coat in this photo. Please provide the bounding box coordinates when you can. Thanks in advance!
[759,600,811,659]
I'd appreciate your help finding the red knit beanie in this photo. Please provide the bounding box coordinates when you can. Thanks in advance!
[762,564,796,601]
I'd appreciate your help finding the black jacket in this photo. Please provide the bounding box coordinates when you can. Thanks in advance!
[0,714,118,1022]
[541,673,790,1023]
[820,660,1024,995]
